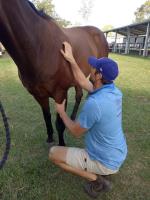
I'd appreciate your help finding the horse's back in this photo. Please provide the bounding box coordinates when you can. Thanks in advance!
[64,26,108,56]
[63,26,108,76]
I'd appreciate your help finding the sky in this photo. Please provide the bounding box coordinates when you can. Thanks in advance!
[53,0,146,28]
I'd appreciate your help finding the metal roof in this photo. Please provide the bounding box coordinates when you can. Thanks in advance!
[104,20,150,36]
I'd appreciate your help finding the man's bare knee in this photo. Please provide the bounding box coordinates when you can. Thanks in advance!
[49,146,68,166]
[49,146,57,161]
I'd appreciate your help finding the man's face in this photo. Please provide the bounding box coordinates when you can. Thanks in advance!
[89,68,96,84]
[89,68,102,85]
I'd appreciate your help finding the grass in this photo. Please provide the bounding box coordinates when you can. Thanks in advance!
[0,53,150,200]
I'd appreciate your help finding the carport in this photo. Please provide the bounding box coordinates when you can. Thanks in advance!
[104,20,150,57]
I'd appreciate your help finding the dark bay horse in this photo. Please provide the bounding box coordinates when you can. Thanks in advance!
[0,0,108,146]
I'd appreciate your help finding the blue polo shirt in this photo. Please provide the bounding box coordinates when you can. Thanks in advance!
[77,83,127,170]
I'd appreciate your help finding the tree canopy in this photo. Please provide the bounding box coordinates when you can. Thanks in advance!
[32,0,71,27]
[134,0,150,22]
[101,25,114,32]
[78,0,94,22]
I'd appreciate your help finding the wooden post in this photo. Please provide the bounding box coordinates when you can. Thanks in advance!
[105,32,108,40]
[143,23,150,57]
[125,27,130,54]
[113,32,117,52]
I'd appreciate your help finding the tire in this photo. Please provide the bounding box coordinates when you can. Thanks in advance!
[0,101,11,169]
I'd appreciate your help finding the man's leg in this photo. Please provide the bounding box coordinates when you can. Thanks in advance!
[49,146,97,181]
[49,146,112,199]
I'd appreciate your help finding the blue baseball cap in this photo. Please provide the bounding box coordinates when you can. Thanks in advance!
[88,57,119,81]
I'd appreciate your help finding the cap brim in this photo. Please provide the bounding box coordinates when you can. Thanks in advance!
[88,56,98,68]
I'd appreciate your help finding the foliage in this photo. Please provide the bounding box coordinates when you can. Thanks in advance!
[78,0,94,22]
[32,0,71,27]
[101,25,114,32]
[101,25,114,37]
[134,0,150,22]
[32,0,55,17]
[54,14,71,28]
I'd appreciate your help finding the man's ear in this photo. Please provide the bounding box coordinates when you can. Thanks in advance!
[99,73,102,79]
[96,72,102,79]
[91,68,96,74]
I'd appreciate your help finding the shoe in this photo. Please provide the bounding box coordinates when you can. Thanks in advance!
[101,176,112,192]
[83,175,112,198]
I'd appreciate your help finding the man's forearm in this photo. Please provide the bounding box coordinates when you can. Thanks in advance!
[59,111,79,137]
[60,41,93,92]
[70,61,93,92]
[71,61,86,84]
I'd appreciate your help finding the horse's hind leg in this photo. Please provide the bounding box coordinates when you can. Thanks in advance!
[71,86,83,120]
[34,96,54,143]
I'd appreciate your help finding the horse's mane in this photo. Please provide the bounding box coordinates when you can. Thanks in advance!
[27,0,53,21]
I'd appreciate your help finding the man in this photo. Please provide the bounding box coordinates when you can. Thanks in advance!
[49,42,127,198]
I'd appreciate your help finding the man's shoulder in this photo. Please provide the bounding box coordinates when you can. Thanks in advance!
[83,95,101,112]
[114,84,123,95]
[85,95,98,106]
[87,91,103,108]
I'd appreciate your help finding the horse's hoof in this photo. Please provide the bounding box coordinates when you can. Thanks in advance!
[46,137,54,143]
[59,142,66,146]
[48,141,56,149]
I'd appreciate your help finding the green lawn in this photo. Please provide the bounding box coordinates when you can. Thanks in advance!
[0,53,150,200]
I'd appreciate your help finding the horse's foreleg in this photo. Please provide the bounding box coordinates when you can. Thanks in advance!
[42,106,54,143]
[34,96,54,143]
[55,99,67,146]
[71,86,83,120]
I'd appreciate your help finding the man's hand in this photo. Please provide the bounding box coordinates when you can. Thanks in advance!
[55,99,66,114]
[60,41,76,64]
[55,99,87,137]
[61,41,93,93]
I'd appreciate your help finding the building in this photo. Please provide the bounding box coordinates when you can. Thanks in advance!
[104,20,150,57]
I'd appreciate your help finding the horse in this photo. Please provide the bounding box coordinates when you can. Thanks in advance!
[0,0,109,146]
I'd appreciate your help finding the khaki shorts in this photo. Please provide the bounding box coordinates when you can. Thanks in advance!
[66,147,118,175]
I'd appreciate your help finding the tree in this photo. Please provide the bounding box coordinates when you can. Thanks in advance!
[78,0,94,22]
[55,15,71,27]
[134,0,150,22]
[32,0,55,16]
[101,25,114,32]
[32,0,71,27]
[101,25,114,37]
